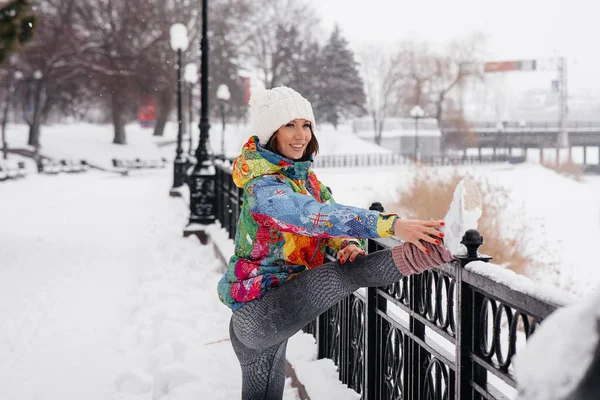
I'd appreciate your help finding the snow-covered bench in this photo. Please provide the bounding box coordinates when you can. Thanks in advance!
[36,159,89,174]
[112,158,167,170]
[0,160,27,181]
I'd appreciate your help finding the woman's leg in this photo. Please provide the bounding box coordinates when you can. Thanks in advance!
[230,318,288,400]
[232,242,452,351]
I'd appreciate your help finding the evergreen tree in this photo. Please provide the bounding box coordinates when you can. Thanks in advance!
[0,0,36,64]
[317,25,366,129]
[279,39,322,109]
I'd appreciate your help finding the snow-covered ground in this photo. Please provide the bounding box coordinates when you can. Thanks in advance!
[0,162,358,400]
[316,162,600,297]
[3,122,389,170]
[2,121,600,399]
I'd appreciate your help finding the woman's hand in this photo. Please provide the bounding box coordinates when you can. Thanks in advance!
[393,218,445,254]
[338,244,365,264]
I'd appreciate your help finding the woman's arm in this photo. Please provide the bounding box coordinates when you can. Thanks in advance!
[318,185,366,251]
[246,175,397,239]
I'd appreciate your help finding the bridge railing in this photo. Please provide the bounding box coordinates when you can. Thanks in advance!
[440,120,600,134]
[213,159,566,400]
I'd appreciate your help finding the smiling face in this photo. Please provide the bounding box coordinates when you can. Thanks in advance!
[273,118,313,160]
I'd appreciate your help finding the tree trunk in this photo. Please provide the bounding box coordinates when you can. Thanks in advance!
[1,77,12,160]
[153,113,167,137]
[378,119,385,147]
[331,113,338,130]
[28,119,41,148]
[27,82,43,148]
[153,87,173,137]
[435,94,444,122]
[27,105,42,148]
[111,91,126,144]
[372,112,381,145]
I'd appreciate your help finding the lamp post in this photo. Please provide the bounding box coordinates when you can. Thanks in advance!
[519,120,527,157]
[185,0,215,244]
[216,83,230,157]
[410,105,425,161]
[169,23,189,197]
[496,121,504,156]
[184,63,198,158]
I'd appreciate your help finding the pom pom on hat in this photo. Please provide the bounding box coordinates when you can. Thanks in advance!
[249,86,316,145]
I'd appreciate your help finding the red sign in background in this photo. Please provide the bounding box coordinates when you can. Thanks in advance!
[138,95,156,128]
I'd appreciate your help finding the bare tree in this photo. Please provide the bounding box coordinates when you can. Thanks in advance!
[0,64,20,159]
[388,33,487,123]
[208,0,254,120]
[402,40,435,114]
[242,0,319,88]
[73,0,166,144]
[135,0,251,137]
[14,0,84,148]
[427,32,487,122]
[358,45,406,145]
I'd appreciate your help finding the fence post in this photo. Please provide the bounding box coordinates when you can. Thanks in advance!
[454,229,492,399]
[407,274,427,400]
[364,202,385,400]
[216,167,223,224]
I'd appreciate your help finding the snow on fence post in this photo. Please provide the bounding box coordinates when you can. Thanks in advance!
[454,229,492,399]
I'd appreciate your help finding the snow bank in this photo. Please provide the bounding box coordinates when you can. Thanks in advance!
[514,291,600,400]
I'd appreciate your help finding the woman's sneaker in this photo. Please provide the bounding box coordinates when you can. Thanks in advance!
[441,178,483,256]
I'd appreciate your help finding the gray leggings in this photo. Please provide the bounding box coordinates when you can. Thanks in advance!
[229,248,404,399]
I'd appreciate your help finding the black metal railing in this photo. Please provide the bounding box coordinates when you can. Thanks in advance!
[213,160,566,400]
[440,120,600,149]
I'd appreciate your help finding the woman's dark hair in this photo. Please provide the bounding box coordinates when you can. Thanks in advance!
[264,125,319,162]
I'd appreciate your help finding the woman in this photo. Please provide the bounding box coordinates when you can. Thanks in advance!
[217,86,481,399]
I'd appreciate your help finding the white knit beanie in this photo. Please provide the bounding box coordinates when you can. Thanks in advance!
[249,86,316,145]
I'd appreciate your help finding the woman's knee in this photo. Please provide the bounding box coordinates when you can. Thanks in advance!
[230,311,268,351]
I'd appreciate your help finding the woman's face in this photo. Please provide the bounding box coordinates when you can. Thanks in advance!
[274,118,312,160]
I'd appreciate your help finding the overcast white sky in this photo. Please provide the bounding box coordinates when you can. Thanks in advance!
[311,0,599,96]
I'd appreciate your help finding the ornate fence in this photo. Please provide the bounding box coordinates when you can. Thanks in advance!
[214,160,564,400]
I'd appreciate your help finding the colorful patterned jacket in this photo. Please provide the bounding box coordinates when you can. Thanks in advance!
[217,136,399,310]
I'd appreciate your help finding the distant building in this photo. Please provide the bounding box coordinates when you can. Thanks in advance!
[353,117,442,157]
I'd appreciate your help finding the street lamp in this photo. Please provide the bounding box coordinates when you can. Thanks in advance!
[185,0,216,244]
[410,105,425,161]
[496,121,504,156]
[184,63,198,157]
[216,83,230,157]
[519,120,527,157]
[169,23,189,197]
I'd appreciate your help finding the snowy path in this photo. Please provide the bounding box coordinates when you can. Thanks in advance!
[0,172,178,399]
